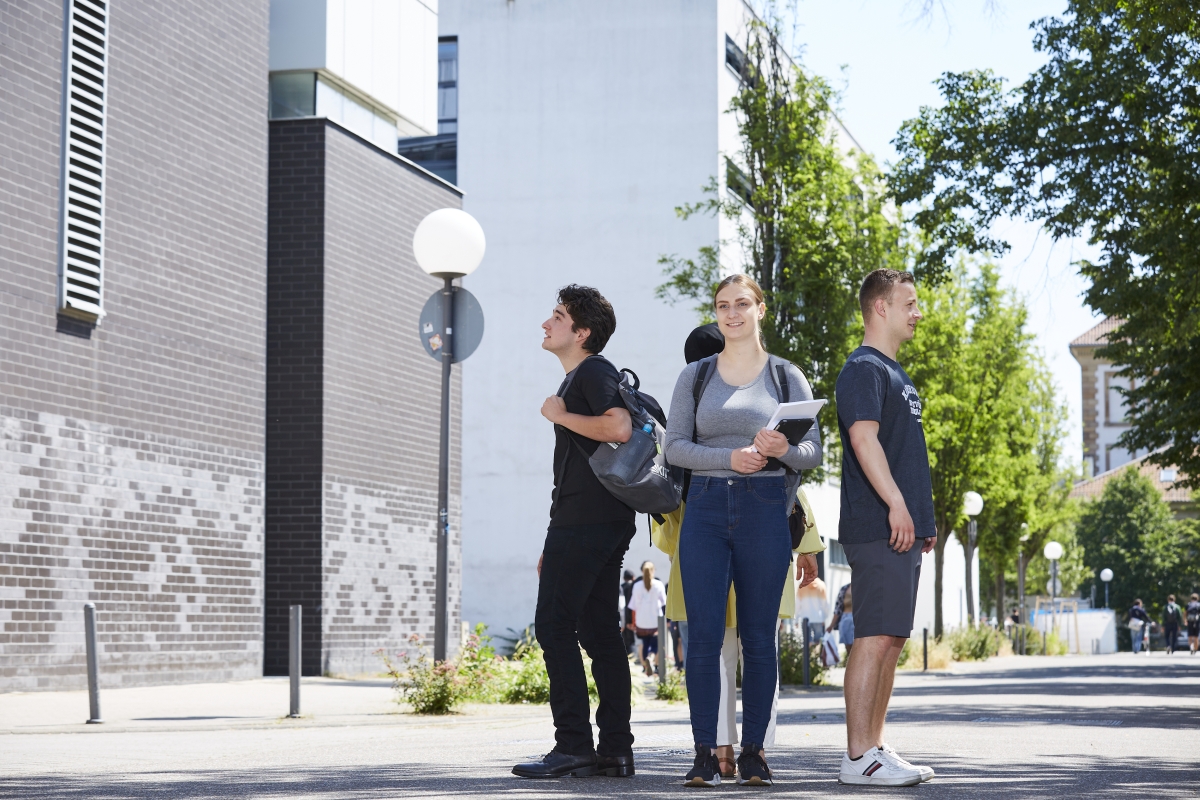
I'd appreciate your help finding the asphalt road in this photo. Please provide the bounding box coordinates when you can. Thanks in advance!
[2,653,1198,798]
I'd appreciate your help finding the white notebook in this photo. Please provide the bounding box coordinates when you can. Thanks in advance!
[765,399,827,431]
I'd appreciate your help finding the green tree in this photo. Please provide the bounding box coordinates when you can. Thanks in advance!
[657,14,906,473]
[903,263,1068,635]
[890,0,1200,486]
[1076,469,1200,624]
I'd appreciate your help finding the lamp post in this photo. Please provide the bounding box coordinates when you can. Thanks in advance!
[1017,524,1030,654]
[963,491,983,626]
[1100,568,1113,609]
[1044,540,1064,643]
[413,208,486,662]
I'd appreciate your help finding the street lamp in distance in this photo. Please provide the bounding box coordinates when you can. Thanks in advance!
[413,208,486,663]
[1100,567,1113,609]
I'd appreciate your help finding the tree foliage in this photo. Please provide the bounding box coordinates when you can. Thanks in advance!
[1075,468,1200,621]
[657,15,906,473]
[903,263,1070,635]
[890,0,1200,486]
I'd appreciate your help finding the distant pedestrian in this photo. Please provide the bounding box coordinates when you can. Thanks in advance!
[1129,599,1150,654]
[621,570,637,655]
[834,269,936,786]
[828,582,850,635]
[1186,594,1200,656]
[838,588,856,657]
[1163,594,1183,655]
[630,561,667,676]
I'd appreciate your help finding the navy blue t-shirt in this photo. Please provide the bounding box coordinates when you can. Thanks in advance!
[835,346,935,544]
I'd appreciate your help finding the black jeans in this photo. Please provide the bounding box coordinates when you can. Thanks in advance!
[535,521,636,756]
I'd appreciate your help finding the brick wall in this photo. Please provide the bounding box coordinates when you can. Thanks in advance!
[264,119,325,676]
[266,118,463,676]
[0,0,268,691]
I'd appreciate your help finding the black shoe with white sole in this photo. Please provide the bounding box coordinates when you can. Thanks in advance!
[684,744,721,787]
[736,745,773,786]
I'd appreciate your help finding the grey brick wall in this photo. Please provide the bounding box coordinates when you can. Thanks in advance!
[266,118,463,677]
[0,0,269,691]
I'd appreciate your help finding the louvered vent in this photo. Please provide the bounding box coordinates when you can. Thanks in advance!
[58,0,110,322]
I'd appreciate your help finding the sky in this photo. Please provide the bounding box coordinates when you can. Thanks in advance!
[788,0,1102,466]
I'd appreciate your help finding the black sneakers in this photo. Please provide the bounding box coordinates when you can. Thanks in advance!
[684,744,722,787]
[736,745,773,786]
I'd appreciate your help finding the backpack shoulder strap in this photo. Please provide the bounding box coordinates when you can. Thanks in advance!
[691,355,719,442]
[767,354,794,403]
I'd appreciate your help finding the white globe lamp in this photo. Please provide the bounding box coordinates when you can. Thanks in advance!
[1043,541,1064,561]
[413,208,486,278]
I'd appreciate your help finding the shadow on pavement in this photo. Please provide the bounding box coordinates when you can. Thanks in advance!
[3,748,1199,799]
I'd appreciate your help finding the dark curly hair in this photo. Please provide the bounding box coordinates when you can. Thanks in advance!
[558,284,616,354]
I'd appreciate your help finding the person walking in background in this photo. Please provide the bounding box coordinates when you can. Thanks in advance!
[834,269,937,787]
[621,570,637,655]
[828,582,850,635]
[1186,594,1200,656]
[795,576,830,645]
[512,286,636,780]
[630,561,667,676]
[665,274,823,787]
[1163,594,1183,655]
[838,587,855,658]
[1128,599,1150,654]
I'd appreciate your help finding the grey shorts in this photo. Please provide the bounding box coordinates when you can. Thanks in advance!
[842,538,924,639]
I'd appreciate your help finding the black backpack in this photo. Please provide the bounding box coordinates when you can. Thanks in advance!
[553,356,684,516]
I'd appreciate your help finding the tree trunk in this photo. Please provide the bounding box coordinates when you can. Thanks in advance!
[934,532,947,638]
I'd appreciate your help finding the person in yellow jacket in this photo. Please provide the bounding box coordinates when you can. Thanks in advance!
[653,486,824,778]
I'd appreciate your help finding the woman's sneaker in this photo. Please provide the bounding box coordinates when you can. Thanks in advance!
[838,746,922,786]
[684,744,721,787]
[882,742,934,782]
[735,746,773,786]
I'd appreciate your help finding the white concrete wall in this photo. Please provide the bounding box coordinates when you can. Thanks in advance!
[1032,608,1118,654]
[270,0,438,134]
[443,0,764,638]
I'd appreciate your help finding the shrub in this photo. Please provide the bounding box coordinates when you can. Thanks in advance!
[779,629,829,686]
[655,669,687,702]
[458,624,505,702]
[503,643,551,704]
[380,635,470,715]
[1011,625,1068,656]
[946,625,1002,661]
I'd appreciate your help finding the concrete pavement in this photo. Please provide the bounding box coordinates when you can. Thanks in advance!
[2,652,1198,798]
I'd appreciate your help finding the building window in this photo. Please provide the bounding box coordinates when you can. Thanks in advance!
[726,158,753,205]
[269,72,316,119]
[725,34,748,82]
[58,0,110,323]
[828,538,849,567]
[1160,468,1178,483]
[438,38,457,135]
[1104,371,1133,425]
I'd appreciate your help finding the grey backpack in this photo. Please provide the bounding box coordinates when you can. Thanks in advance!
[553,357,684,515]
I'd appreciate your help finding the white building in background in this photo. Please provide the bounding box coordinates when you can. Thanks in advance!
[1069,317,1146,478]
[269,0,439,149]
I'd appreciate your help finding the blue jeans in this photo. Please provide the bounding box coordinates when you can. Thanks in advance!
[679,475,792,749]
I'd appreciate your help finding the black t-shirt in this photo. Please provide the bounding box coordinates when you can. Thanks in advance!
[550,356,636,527]
[835,346,936,544]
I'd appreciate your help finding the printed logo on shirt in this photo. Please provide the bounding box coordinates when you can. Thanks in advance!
[902,384,923,422]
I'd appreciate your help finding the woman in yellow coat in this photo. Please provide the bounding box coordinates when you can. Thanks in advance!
[653,487,823,778]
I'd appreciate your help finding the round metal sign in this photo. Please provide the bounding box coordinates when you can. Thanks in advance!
[418,286,485,363]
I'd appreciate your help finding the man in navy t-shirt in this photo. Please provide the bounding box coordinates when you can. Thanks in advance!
[833,269,937,788]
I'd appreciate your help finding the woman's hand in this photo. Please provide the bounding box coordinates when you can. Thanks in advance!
[796,554,818,588]
[753,428,790,459]
[730,446,767,474]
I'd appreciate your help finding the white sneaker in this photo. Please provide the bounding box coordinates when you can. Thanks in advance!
[838,747,922,787]
[882,743,934,782]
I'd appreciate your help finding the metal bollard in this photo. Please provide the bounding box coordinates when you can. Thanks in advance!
[922,628,928,672]
[84,603,102,724]
[288,605,302,718]
[801,617,811,686]
[657,614,668,684]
